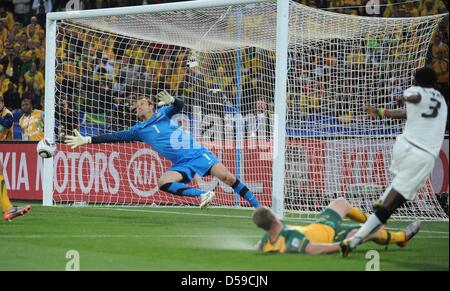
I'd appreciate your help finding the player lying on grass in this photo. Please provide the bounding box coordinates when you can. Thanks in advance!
[340,67,447,257]
[253,197,420,254]
[65,90,260,209]
[0,160,31,221]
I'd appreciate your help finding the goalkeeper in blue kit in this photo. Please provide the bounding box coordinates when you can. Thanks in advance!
[65,91,261,209]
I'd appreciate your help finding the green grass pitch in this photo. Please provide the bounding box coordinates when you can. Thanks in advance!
[0,203,448,271]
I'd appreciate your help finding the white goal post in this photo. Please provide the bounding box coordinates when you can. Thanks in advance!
[44,0,448,221]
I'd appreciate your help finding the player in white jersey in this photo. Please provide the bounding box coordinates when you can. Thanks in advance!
[341,67,448,257]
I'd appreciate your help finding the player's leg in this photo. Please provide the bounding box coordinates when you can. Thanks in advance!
[0,160,13,214]
[312,197,361,243]
[158,170,215,209]
[0,160,31,221]
[341,187,407,255]
[327,197,367,223]
[341,140,434,256]
[365,220,421,247]
[309,198,349,243]
[343,174,431,254]
[209,162,260,208]
[157,170,206,197]
[326,197,349,218]
[351,189,407,241]
[396,220,421,247]
[342,221,419,247]
[372,185,393,212]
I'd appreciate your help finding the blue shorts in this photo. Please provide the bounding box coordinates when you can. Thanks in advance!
[169,151,220,183]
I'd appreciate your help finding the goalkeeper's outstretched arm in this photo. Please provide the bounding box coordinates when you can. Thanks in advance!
[91,129,142,144]
[65,129,142,149]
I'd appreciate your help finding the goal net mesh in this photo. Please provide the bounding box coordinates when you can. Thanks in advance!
[50,1,447,220]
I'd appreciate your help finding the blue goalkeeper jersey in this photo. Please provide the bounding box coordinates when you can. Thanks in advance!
[91,100,208,164]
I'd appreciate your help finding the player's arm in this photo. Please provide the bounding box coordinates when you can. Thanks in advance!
[0,112,13,129]
[304,242,341,255]
[397,91,421,105]
[362,105,407,119]
[363,90,421,120]
[156,90,185,118]
[64,128,142,149]
[285,232,340,255]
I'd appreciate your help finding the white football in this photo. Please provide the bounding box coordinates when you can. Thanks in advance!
[37,138,57,158]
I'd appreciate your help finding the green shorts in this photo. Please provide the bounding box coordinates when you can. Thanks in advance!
[315,208,342,231]
[315,208,360,242]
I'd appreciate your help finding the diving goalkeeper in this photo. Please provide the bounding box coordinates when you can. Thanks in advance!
[253,197,420,254]
[64,91,260,209]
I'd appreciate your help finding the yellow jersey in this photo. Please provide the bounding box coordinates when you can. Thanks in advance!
[24,71,45,91]
[259,225,309,253]
[0,107,13,141]
[289,224,336,244]
[19,110,44,141]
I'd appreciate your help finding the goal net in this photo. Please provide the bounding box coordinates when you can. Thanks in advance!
[45,0,448,220]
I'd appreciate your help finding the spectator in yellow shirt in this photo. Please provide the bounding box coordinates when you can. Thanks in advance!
[0,7,15,30]
[433,52,449,81]
[37,29,45,47]
[33,39,45,67]
[0,65,13,97]
[404,2,420,17]
[384,3,401,17]
[0,20,8,44]
[19,96,44,141]
[0,95,13,141]
[0,41,4,59]
[25,16,41,41]
[24,62,44,91]
[420,0,438,16]
[431,35,449,59]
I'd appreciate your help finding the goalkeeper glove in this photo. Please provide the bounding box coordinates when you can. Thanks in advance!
[156,90,175,107]
[64,129,91,149]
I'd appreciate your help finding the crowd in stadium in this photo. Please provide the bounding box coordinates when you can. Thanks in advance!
[0,0,448,142]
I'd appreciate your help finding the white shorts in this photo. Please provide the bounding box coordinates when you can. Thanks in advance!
[390,136,436,201]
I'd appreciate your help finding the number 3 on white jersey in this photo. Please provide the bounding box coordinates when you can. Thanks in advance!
[422,96,441,118]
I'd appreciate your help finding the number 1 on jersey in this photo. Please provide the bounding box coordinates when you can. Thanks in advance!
[152,125,161,133]
[203,153,212,161]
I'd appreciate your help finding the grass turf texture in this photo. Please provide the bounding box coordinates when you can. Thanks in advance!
[0,203,448,271]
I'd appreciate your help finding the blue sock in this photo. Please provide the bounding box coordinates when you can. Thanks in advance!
[160,182,206,197]
[232,179,260,208]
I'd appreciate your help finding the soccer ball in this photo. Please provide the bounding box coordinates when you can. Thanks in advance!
[37,138,57,158]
